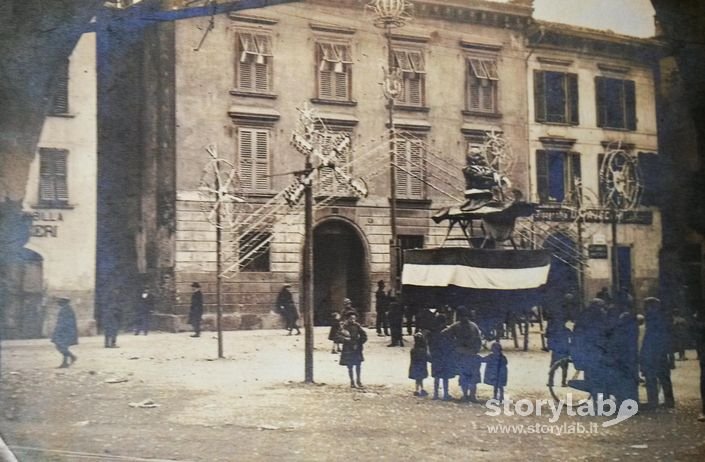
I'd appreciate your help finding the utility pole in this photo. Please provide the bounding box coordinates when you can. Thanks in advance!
[369,0,412,295]
[302,156,314,383]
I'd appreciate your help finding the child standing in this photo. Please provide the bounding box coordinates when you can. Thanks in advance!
[328,311,342,354]
[409,333,429,396]
[483,341,508,402]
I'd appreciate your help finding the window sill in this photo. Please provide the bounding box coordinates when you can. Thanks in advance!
[597,125,635,132]
[535,120,579,127]
[390,104,430,113]
[393,198,432,209]
[243,193,276,203]
[462,110,502,119]
[310,98,357,107]
[48,112,75,119]
[230,89,277,99]
[32,203,74,210]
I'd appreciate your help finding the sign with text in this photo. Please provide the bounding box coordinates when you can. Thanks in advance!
[534,206,653,225]
[588,244,608,259]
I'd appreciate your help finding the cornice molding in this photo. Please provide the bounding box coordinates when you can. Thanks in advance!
[309,22,356,35]
[459,40,502,52]
[228,13,279,25]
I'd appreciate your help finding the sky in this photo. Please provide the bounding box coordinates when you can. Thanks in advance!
[531,0,656,37]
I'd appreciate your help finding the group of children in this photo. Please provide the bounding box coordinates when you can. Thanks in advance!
[407,310,509,402]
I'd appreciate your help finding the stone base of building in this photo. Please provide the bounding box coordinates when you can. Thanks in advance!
[151,311,286,333]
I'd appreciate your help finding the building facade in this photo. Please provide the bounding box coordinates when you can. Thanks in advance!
[96,0,663,331]
[10,30,98,338]
[526,22,663,305]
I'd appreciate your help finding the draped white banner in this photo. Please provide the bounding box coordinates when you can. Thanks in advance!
[401,263,550,290]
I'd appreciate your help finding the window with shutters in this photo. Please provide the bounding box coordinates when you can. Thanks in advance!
[595,77,636,130]
[235,31,273,94]
[38,148,69,207]
[534,70,579,125]
[239,231,271,272]
[316,129,353,197]
[466,57,498,114]
[238,127,271,192]
[535,150,581,204]
[50,59,69,115]
[395,136,426,199]
[393,48,426,107]
[316,41,353,101]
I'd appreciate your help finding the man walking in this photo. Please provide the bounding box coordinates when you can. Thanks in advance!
[277,284,300,335]
[188,282,204,337]
[52,298,78,368]
[640,297,675,409]
[375,280,389,337]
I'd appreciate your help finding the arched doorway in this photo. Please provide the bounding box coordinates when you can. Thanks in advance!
[2,248,44,339]
[313,219,369,326]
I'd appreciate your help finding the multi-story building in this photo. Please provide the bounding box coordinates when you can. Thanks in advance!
[527,22,662,304]
[97,0,664,330]
[8,30,97,338]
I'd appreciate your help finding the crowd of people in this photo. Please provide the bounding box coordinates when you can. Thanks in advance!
[50,280,705,422]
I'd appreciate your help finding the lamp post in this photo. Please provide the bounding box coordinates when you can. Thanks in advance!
[369,0,412,295]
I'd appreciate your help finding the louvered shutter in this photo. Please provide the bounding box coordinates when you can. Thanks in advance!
[54,151,68,201]
[638,151,659,206]
[319,69,333,99]
[534,71,546,122]
[481,80,493,112]
[395,140,408,197]
[595,77,606,128]
[51,59,69,114]
[407,75,422,106]
[567,73,579,125]
[409,140,424,198]
[255,63,268,92]
[239,129,254,190]
[469,70,481,111]
[254,130,270,191]
[536,150,549,203]
[334,71,348,100]
[625,80,636,130]
[39,151,56,202]
[239,61,253,90]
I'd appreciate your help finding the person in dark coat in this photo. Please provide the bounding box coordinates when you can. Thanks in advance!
[640,297,675,409]
[483,341,508,402]
[101,289,120,348]
[277,284,300,335]
[337,311,367,388]
[428,314,456,400]
[415,305,435,334]
[51,298,78,368]
[409,332,429,396]
[328,311,342,354]
[387,298,405,347]
[375,280,389,337]
[134,286,154,335]
[443,306,483,402]
[188,282,204,337]
[572,298,608,398]
[606,310,639,405]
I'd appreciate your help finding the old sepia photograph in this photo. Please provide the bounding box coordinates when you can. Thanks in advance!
[1,0,704,460]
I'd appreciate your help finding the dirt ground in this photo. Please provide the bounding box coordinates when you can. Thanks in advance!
[1,327,704,461]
